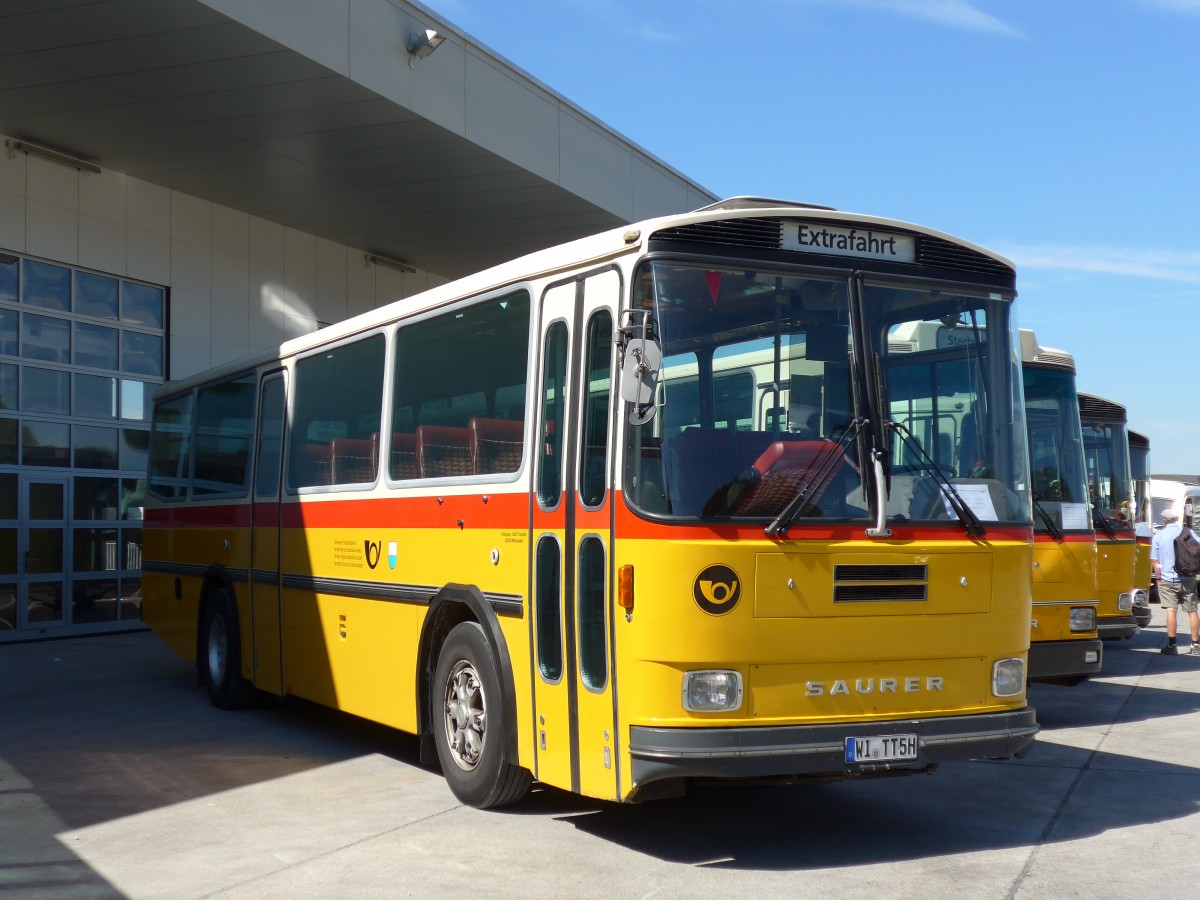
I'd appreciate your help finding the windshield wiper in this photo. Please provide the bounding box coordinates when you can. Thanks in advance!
[1032,499,1063,541]
[1093,510,1117,538]
[764,419,864,537]
[888,419,986,538]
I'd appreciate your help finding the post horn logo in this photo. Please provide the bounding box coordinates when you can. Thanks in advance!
[694,564,741,615]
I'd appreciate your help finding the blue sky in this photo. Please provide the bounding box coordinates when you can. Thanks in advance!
[439,0,1200,474]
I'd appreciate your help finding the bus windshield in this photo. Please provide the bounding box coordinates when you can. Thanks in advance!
[1023,367,1090,533]
[1083,420,1133,525]
[623,262,1029,525]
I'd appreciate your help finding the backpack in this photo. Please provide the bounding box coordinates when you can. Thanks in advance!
[1174,526,1200,577]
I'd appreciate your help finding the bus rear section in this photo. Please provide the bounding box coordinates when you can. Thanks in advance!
[1019,331,1101,683]
[1079,393,1140,641]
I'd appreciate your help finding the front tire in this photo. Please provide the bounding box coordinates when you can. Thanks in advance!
[200,591,257,710]
[432,622,531,808]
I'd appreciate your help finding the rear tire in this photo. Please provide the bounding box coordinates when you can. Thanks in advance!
[200,590,257,710]
[432,622,531,808]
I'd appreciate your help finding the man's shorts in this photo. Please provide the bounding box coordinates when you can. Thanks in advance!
[1159,578,1198,613]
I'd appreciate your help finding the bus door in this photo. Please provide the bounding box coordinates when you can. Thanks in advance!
[530,270,619,799]
[249,371,286,695]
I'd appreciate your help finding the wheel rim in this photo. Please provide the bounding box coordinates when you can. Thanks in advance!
[442,659,486,771]
[207,612,227,686]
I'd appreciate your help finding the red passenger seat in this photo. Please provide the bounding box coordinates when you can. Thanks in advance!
[417,425,471,478]
[469,418,524,475]
[390,432,419,479]
[330,437,378,484]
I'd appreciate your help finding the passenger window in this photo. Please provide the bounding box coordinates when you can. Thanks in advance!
[578,536,607,690]
[536,536,563,682]
[192,373,256,496]
[290,334,385,489]
[391,291,530,480]
[148,394,192,501]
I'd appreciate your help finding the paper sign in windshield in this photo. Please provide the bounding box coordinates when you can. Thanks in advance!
[1060,502,1090,530]
[941,483,999,521]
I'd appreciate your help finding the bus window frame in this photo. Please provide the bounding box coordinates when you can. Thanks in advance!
[189,368,259,501]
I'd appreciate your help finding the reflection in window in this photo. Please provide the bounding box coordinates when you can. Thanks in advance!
[75,272,118,320]
[0,583,13,630]
[75,374,118,419]
[22,260,70,312]
[121,380,146,421]
[74,425,119,469]
[21,366,69,415]
[26,582,63,623]
[22,421,69,467]
[121,330,163,377]
[0,363,16,411]
[0,419,14,464]
[193,373,256,496]
[120,430,149,473]
[539,322,568,508]
[0,308,16,355]
[73,579,118,623]
[580,311,612,508]
[149,394,192,501]
[21,313,70,363]
[74,322,118,369]
[536,536,563,682]
[0,256,16,301]
[120,282,164,328]
[578,537,607,691]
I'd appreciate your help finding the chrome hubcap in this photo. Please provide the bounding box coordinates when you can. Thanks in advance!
[443,660,486,771]
[207,613,227,685]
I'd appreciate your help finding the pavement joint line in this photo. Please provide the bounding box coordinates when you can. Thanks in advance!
[1004,645,1155,899]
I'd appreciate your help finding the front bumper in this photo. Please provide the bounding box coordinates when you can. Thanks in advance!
[1028,639,1103,682]
[628,708,1038,787]
[1098,614,1139,640]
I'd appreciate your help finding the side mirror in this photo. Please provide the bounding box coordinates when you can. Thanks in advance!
[620,337,662,425]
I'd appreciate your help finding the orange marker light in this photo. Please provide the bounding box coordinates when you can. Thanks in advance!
[618,564,634,611]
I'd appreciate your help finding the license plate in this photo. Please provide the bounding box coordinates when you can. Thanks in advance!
[844,734,918,763]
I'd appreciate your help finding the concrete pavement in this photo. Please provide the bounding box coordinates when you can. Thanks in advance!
[2,607,1199,899]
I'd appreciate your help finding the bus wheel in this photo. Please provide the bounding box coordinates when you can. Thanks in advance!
[432,622,531,808]
[200,591,256,710]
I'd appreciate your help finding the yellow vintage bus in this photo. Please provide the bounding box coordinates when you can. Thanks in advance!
[1019,331,1101,682]
[1078,393,1140,641]
[143,199,1037,807]
[1128,430,1152,628]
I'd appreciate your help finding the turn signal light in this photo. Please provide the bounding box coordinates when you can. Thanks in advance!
[618,564,634,611]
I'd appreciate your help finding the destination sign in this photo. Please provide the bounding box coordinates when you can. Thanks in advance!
[782,222,916,263]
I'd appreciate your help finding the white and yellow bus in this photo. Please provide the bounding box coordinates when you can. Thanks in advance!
[1078,393,1140,641]
[1019,332,1101,682]
[144,199,1037,807]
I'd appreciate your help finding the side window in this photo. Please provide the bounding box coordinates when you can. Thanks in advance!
[536,535,563,682]
[255,377,286,499]
[290,334,385,489]
[192,373,256,496]
[578,536,607,690]
[391,291,530,480]
[580,310,612,507]
[538,321,568,507]
[148,394,192,501]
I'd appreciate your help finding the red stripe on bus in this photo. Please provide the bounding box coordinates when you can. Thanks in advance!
[1033,533,1098,544]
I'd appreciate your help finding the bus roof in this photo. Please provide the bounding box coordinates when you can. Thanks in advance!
[1019,328,1075,373]
[154,200,1016,398]
[1077,392,1127,423]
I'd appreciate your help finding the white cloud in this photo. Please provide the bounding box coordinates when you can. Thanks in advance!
[994,243,1200,284]
[779,0,1022,37]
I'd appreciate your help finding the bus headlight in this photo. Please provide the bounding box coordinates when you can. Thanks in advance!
[1132,589,1148,607]
[1117,592,1133,611]
[682,670,743,712]
[1069,607,1097,632]
[992,658,1025,697]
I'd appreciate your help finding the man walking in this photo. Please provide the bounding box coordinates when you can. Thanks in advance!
[1150,508,1200,655]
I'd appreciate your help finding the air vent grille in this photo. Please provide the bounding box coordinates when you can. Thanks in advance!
[916,236,1014,279]
[834,564,927,582]
[652,218,783,249]
[834,584,928,602]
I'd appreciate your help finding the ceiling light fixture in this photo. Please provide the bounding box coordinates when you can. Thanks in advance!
[365,252,416,274]
[5,139,100,174]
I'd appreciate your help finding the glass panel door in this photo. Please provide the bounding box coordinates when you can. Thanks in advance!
[20,474,69,630]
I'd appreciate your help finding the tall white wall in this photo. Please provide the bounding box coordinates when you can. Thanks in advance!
[0,132,443,381]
